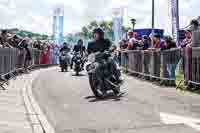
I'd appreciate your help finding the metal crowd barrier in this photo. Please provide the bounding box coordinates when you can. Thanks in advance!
[0,47,57,89]
[161,48,181,81]
[0,48,42,80]
[121,48,182,86]
[121,50,129,72]
[121,47,200,87]
[188,48,200,86]
[0,48,18,76]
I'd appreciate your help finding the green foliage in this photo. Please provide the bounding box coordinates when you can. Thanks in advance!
[16,30,49,40]
[80,20,130,42]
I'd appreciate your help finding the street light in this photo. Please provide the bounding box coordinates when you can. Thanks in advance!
[151,0,155,46]
[131,18,136,30]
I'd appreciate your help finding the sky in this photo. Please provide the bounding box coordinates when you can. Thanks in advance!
[0,0,199,35]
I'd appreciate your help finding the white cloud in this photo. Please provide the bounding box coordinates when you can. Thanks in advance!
[0,0,199,35]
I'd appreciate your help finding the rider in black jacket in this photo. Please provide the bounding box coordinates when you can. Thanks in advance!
[71,39,86,69]
[87,28,122,84]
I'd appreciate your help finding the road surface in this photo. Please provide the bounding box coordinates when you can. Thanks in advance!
[32,67,200,133]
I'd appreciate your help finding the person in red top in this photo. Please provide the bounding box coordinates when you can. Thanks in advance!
[40,44,50,65]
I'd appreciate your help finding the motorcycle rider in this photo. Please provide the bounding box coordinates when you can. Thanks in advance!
[60,42,71,53]
[59,42,71,66]
[87,28,123,84]
[70,39,86,69]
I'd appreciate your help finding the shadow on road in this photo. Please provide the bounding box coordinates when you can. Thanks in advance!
[84,92,126,102]
[71,73,87,77]
[59,71,69,73]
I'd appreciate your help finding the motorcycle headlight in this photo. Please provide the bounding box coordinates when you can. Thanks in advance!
[88,54,95,63]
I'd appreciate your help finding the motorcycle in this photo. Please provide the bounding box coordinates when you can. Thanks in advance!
[86,51,121,98]
[59,51,70,72]
[73,52,83,76]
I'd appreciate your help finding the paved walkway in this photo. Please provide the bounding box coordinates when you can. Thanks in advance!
[0,74,33,133]
[0,67,55,133]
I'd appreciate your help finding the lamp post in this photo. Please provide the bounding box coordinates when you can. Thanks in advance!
[151,0,155,46]
[131,18,136,30]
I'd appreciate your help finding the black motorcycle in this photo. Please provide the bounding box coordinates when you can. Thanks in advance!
[59,51,70,72]
[73,52,83,76]
[86,51,121,98]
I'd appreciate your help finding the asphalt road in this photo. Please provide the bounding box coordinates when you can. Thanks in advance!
[32,67,200,133]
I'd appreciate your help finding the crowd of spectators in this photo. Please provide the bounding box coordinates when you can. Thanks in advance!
[119,19,199,52]
[119,30,178,52]
[117,19,199,86]
[0,29,61,72]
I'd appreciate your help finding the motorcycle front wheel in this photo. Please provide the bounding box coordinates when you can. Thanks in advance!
[75,70,79,76]
[88,74,105,98]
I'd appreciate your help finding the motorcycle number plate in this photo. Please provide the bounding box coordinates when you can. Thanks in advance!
[61,56,66,60]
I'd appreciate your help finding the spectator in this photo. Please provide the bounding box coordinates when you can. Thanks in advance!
[190,19,200,47]
[52,44,60,64]
[34,41,42,50]
[119,39,129,67]
[150,34,165,50]
[40,43,50,64]
[0,30,7,48]
[141,35,150,50]
[118,40,124,66]
[190,19,199,31]
[127,30,137,50]
[181,30,192,48]
[23,39,32,72]
[119,39,128,50]
[162,36,177,86]
[162,36,176,50]
[16,39,26,68]
[0,30,12,48]
[12,35,21,48]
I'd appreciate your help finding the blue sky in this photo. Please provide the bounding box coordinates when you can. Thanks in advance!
[0,0,199,35]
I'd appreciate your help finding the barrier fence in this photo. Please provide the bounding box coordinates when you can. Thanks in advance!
[0,48,57,82]
[188,48,200,86]
[1,47,200,88]
[121,48,200,87]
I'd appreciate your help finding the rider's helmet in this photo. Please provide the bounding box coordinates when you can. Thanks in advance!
[93,28,104,39]
[77,39,83,46]
[63,42,68,47]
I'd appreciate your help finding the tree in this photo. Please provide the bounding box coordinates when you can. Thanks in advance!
[81,26,89,39]
[90,21,98,28]
[122,26,131,33]
[41,35,48,40]
[80,20,131,41]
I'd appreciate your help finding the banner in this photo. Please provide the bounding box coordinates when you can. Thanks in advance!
[171,0,180,46]
[112,8,123,46]
[58,16,64,45]
[113,17,123,45]
[53,7,64,46]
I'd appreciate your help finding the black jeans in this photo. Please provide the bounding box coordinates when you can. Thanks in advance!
[95,57,121,81]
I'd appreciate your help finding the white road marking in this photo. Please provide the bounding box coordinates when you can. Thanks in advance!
[160,112,200,131]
